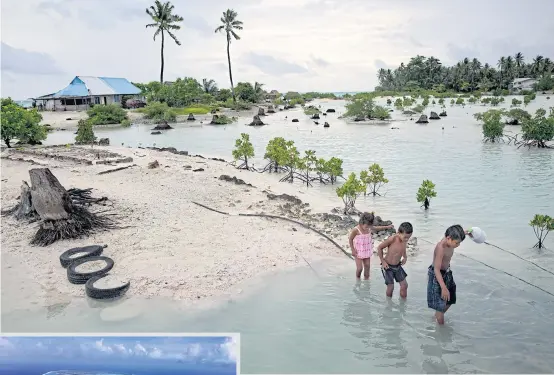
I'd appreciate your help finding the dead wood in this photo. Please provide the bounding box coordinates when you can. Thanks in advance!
[97,164,136,175]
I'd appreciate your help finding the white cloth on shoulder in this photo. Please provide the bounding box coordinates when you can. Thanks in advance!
[468,227,486,244]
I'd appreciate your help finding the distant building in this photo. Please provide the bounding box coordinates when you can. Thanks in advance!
[509,77,537,92]
[265,90,280,100]
[33,76,142,111]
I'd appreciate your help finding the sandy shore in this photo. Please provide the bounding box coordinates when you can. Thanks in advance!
[1,145,417,314]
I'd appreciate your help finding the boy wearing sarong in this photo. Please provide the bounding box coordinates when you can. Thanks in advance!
[427,224,467,325]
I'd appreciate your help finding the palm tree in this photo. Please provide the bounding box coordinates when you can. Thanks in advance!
[253,82,265,102]
[497,57,506,88]
[146,1,183,83]
[215,9,243,104]
[532,55,544,76]
[514,52,524,77]
[202,78,218,94]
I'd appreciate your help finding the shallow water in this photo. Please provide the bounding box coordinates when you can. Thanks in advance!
[5,95,554,373]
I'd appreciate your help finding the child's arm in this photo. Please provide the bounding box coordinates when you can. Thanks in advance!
[371,224,394,232]
[433,245,450,301]
[377,235,395,268]
[348,229,358,256]
[401,244,408,265]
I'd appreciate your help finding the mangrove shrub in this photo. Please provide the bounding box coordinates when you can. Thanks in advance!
[521,108,554,148]
[75,119,97,145]
[360,163,389,196]
[232,133,255,169]
[529,214,554,249]
[416,179,437,210]
[336,172,365,214]
[0,98,46,148]
[86,104,128,125]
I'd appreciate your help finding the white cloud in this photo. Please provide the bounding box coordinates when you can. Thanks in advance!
[2,0,551,99]
[220,337,238,362]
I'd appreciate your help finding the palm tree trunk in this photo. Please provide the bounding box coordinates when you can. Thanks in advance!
[226,38,236,103]
[160,30,165,83]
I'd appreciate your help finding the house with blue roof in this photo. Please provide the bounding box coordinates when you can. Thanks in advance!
[33,76,143,111]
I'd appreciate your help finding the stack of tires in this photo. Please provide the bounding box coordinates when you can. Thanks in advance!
[59,245,130,300]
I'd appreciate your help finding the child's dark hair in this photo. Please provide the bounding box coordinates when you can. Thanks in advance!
[359,212,375,225]
[398,222,413,234]
[445,224,466,242]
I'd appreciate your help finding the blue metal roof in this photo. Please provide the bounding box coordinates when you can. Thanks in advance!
[49,76,141,98]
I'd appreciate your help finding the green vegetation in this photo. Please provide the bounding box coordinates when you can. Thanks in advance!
[529,214,554,249]
[456,97,465,105]
[523,93,536,106]
[235,82,265,103]
[360,163,389,196]
[303,106,321,116]
[146,1,183,83]
[121,119,132,127]
[232,133,254,169]
[211,114,237,125]
[87,104,128,125]
[416,180,437,210]
[215,9,243,103]
[75,119,97,145]
[479,109,505,143]
[336,173,365,214]
[342,96,391,120]
[140,102,177,122]
[376,53,553,93]
[297,150,317,187]
[511,98,522,107]
[0,98,46,147]
[411,104,425,113]
[521,108,554,148]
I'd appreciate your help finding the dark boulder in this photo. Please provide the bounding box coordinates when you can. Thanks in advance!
[152,121,173,130]
[292,118,299,123]
[98,138,110,146]
[323,122,330,128]
[151,131,162,135]
[249,115,265,126]
[187,113,196,121]
[429,111,440,120]
[415,115,429,124]
[326,108,335,113]
[311,113,320,119]
[439,111,447,117]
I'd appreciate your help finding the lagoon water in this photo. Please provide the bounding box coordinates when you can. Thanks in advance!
[5,96,554,373]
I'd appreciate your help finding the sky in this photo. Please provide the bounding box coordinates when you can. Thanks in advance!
[1,0,554,99]
[0,335,238,365]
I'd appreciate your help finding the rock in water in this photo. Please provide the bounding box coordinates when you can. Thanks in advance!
[326,108,335,113]
[323,122,330,128]
[187,113,196,121]
[311,113,320,120]
[267,105,275,113]
[429,111,440,120]
[98,138,110,145]
[249,115,265,126]
[292,119,299,123]
[209,115,220,124]
[152,121,173,130]
[151,131,161,135]
[439,111,447,117]
[415,115,429,124]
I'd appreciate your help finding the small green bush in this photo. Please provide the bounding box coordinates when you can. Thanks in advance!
[86,104,128,125]
[142,102,177,122]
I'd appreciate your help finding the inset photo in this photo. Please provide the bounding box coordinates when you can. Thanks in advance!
[0,334,238,375]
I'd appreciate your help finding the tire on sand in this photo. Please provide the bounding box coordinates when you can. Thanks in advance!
[59,245,105,268]
[67,256,114,285]
[85,274,131,299]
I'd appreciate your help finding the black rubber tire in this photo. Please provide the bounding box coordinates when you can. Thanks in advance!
[59,245,105,268]
[67,256,114,285]
[85,274,131,300]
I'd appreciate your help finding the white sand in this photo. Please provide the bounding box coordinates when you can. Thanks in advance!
[39,110,145,129]
[1,145,362,313]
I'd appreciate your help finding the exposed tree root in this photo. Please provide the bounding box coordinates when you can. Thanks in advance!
[191,201,354,260]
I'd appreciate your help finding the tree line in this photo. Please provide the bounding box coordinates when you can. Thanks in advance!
[376,54,554,93]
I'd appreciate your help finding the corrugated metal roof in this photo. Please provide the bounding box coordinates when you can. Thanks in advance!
[46,76,141,98]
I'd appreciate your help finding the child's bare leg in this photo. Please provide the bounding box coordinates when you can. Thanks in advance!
[386,284,394,297]
[399,280,408,299]
[355,258,363,279]
[363,258,371,280]
[435,311,445,325]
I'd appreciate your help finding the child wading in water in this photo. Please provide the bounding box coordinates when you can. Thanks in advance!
[427,224,467,325]
[377,222,413,298]
[349,212,394,280]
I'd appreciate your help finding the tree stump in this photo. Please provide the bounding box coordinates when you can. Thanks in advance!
[258,107,266,116]
[26,168,115,246]
[14,181,37,220]
[249,115,265,126]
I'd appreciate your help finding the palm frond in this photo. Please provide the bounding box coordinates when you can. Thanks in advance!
[152,28,161,41]
[231,30,240,40]
[167,30,181,45]
[146,23,158,28]
[215,25,224,33]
